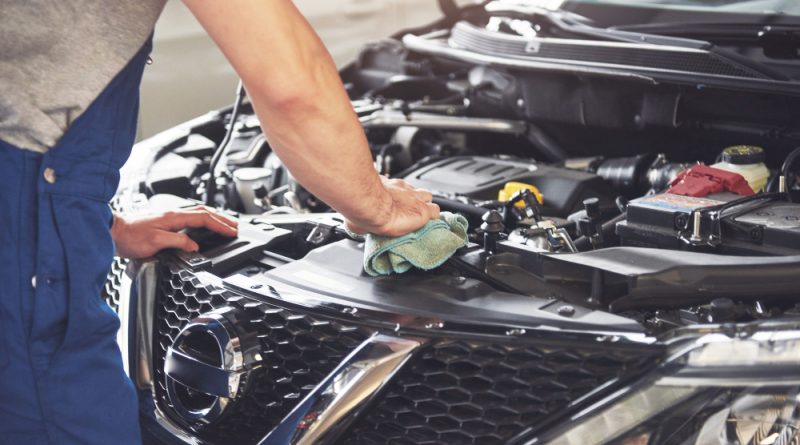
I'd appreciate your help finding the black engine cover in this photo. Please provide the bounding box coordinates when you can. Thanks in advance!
[404,156,615,216]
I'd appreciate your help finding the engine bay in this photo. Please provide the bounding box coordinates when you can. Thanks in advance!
[128,5,800,337]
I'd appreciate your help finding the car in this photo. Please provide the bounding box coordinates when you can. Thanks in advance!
[108,1,800,444]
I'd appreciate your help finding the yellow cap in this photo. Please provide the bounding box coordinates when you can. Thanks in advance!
[498,182,544,208]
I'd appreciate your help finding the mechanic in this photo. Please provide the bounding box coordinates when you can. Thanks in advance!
[0,1,439,444]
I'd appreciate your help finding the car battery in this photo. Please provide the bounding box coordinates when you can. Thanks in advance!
[617,193,800,255]
[617,193,731,251]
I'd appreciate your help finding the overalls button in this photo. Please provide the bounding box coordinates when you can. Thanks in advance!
[43,167,57,184]
[31,276,36,288]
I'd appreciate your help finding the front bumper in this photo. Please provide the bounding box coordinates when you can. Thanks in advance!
[111,255,661,445]
[109,251,800,445]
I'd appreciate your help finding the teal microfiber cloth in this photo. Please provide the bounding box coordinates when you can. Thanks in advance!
[363,212,469,276]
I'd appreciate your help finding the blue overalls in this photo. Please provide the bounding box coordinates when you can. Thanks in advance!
[0,40,152,444]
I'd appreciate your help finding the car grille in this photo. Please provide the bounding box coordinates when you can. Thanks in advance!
[102,257,129,313]
[153,262,657,445]
[154,261,373,443]
[344,339,652,444]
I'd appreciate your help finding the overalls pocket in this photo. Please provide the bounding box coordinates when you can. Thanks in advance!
[46,192,119,354]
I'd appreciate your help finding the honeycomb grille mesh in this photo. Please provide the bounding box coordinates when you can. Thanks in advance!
[101,257,129,313]
[343,339,653,445]
[151,263,655,445]
[153,261,372,443]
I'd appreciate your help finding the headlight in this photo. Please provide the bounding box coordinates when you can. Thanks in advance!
[530,324,800,445]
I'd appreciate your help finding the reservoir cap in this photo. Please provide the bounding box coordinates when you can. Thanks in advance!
[721,145,765,165]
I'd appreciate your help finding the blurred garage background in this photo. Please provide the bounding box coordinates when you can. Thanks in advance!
[138,0,444,140]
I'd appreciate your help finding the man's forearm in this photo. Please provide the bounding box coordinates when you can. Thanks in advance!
[247,63,393,229]
[183,0,392,229]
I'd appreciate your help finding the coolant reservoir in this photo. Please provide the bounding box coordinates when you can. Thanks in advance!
[711,145,770,192]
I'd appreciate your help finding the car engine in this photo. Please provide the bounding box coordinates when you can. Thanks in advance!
[128,45,800,334]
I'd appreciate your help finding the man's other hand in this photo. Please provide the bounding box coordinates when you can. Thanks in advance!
[346,177,440,237]
[111,206,238,259]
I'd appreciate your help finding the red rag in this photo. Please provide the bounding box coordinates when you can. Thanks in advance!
[667,164,754,197]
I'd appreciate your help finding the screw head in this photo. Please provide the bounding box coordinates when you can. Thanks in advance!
[250,284,263,290]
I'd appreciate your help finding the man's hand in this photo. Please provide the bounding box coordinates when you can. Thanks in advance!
[182,0,439,238]
[111,206,238,259]
[346,177,440,237]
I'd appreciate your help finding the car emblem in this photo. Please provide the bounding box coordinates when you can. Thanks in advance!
[164,307,261,424]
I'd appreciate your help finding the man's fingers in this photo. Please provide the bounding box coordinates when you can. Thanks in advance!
[204,211,240,233]
[154,231,200,252]
[414,189,433,203]
[159,210,238,235]
[189,206,239,227]
[426,202,441,219]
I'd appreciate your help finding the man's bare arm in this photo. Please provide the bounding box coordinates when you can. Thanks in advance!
[181,0,439,236]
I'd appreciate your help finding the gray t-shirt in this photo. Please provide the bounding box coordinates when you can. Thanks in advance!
[0,0,167,153]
